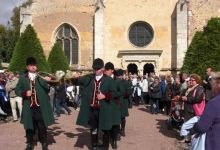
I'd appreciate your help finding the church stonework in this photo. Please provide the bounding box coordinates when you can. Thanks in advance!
[20,0,220,74]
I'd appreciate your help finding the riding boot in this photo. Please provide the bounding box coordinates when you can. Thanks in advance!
[102,131,110,150]
[25,143,34,150]
[121,119,126,137]
[41,143,48,150]
[91,134,98,150]
[111,138,117,149]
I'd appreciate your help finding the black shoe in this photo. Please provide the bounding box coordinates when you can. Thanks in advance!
[25,143,34,150]
[42,143,48,150]
[68,111,71,115]
[111,139,117,149]
[116,134,121,141]
[120,129,125,137]
[91,134,98,150]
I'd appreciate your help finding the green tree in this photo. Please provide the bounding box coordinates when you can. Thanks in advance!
[9,25,50,72]
[48,42,69,73]
[181,18,220,78]
[0,59,2,69]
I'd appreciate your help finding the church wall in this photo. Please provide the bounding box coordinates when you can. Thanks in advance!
[188,0,220,44]
[29,0,94,69]
[103,0,178,73]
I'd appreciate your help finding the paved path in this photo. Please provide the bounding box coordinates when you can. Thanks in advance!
[0,105,185,150]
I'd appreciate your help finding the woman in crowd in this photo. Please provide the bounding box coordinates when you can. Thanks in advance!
[181,74,204,121]
[149,76,161,114]
[173,76,181,97]
[194,72,220,150]
[165,76,173,115]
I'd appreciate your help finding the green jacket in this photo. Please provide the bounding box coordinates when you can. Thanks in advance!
[110,78,122,126]
[15,73,54,130]
[120,80,132,118]
[75,74,116,130]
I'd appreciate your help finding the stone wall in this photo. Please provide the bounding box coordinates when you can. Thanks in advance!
[103,0,178,73]
[188,0,220,43]
[21,0,94,69]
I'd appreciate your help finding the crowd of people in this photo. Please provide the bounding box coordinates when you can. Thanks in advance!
[0,56,220,150]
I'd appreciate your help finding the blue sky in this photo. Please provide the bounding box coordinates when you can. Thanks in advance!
[0,0,25,25]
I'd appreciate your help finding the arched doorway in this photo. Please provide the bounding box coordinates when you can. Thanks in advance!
[143,63,155,76]
[127,63,138,74]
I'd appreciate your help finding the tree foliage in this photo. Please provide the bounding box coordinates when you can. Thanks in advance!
[181,18,220,78]
[9,25,50,72]
[48,42,69,73]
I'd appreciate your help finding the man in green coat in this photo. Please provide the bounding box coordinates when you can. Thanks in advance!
[15,57,54,150]
[116,69,131,137]
[104,62,121,149]
[73,58,116,150]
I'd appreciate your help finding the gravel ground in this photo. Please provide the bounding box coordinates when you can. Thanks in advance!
[0,105,189,150]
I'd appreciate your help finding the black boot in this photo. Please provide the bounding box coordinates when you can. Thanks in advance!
[42,143,48,150]
[91,134,98,150]
[25,143,34,150]
[120,128,125,137]
[111,139,117,149]
[121,119,126,137]
[116,133,121,141]
[101,131,110,150]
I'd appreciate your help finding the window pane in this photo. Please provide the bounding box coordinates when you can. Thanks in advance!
[72,39,78,64]
[57,28,63,38]
[64,25,70,37]
[64,39,70,64]
[129,21,154,47]
[56,24,79,65]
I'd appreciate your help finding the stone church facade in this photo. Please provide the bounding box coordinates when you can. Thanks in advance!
[20,0,220,74]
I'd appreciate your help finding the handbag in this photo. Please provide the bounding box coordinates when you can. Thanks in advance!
[192,87,205,116]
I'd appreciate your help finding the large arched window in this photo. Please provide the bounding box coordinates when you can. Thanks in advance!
[56,24,79,65]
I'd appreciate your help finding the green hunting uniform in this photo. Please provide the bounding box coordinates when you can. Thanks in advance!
[15,74,54,130]
[75,74,116,130]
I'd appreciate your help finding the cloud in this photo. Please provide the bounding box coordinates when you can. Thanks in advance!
[0,0,26,25]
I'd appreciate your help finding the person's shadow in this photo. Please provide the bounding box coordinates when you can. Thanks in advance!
[156,119,183,140]
[47,126,65,145]
[73,128,91,149]
[138,106,151,113]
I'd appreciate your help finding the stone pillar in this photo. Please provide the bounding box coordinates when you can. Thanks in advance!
[176,0,188,69]
[94,0,105,59]
[20,5,33,33]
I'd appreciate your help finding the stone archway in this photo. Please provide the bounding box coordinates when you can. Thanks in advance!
[127,63,138,75]
[143,63,155,76]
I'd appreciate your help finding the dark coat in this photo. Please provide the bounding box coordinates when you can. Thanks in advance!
[15,74,54,130]
[55,82,66,100]
[149,83,162,99]
[203,76,212,102]
[110,78,122,126]
[74,74,116,130]
[173,83,181,96]
[120,80,131,118]
[165,83,173,101]
[194,94,220,150]
[184,85,204,121]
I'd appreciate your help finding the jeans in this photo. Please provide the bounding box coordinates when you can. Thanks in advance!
[75,95,81,107]
[55,98,71,115]
[150,98,159,114]
[10,96,22,120]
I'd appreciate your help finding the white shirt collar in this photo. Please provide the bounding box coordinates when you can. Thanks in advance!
[28,72,37,81]
[96,74,103,81]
